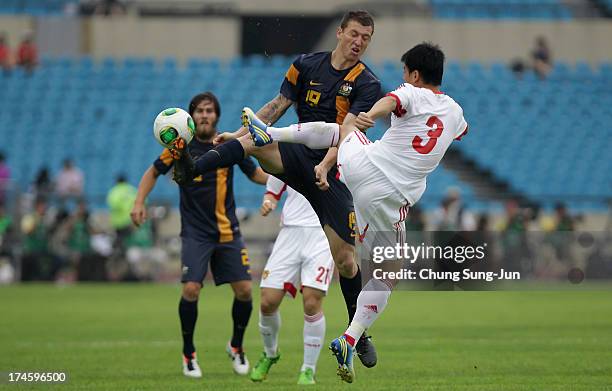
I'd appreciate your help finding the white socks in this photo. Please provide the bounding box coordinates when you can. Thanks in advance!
[259,310,281,358]
[268,122,340,149]
[302,312,325,373]
[344,279,392,346]
[260,309,326,372]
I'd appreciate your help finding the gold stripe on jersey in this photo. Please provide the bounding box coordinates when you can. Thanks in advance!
[345,63,365,82]
[160,149,173,166]
[335,96,349,124]
[215,168,233,243]
[335,63,366,124]
[285,64,299,86]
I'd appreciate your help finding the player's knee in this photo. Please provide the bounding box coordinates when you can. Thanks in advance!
[302,294,323,316]
[334,247,357,277]
[232,281,252,301]
[182,282,201,301]
[238,135,255,154]
[260,297,280,314]
[234,289,252,302]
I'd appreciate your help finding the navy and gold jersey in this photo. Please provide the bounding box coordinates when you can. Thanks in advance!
[154,138,257,242]
[280,51,382,125]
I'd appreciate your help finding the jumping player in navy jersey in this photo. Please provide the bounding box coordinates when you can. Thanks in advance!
[172,10,382,368]
[130,92,268,378]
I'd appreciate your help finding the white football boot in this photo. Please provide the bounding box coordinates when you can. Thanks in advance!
[226,342,250,375]
[182,353,202,378]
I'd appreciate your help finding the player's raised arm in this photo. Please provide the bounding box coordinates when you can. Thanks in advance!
[131,165,161,227]
[256,93,294,126]
[249,167,269,185]
[355,96,396,130]
[239,156,269,185]
[213,94,294,145]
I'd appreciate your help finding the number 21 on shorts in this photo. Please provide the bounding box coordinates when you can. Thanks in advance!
[315,267,331,285]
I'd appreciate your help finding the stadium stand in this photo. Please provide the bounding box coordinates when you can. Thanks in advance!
[1,56,609,210]
[430,0,573,19]
[0,0,71,15]
[599,0,612,14]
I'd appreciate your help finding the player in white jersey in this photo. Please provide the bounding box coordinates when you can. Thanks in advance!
[250,175,335,385]
[244,43,468,383]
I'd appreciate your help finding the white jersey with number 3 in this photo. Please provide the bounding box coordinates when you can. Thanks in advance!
[365,83,468,205]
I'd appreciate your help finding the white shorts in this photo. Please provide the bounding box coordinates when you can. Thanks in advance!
[260,226,334,297]
[337,131,410,250]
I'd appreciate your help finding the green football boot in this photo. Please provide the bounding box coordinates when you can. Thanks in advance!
[249,352,280,382]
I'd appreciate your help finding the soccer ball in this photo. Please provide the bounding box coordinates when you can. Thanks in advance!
[153,108,195,149]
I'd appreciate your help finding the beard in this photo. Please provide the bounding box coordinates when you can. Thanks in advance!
[196,125,216,139]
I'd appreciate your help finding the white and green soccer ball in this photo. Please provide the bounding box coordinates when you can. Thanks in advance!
[153,108,195,149]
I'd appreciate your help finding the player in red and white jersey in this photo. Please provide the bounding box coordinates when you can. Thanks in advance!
[363,79,467,207]
[250,175,334,385]
[244,43,468,383]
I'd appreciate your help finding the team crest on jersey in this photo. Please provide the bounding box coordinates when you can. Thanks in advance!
[262,270,270,280]
[338,82,353,97]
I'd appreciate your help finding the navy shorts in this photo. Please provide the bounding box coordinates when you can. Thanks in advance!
[276,142,356,246]
[180,235,251,285]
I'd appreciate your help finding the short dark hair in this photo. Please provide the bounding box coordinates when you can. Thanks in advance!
[401,42,445,86]
[340,10,374,32]
[188,91,221,120]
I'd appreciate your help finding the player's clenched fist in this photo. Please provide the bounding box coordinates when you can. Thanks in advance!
[355,111,375,130]
[130,202,147,227]
[314,164,330,191]
[260,196,277,216]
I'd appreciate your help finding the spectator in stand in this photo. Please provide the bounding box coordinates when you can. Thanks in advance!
[107,174,137,257]
[32,167,54,202]
[500,199,531,274]
[0,33,12,74]
[431,188,476,231]
[0,152,10,207]
[0,205,13,256]
[20,198,61,280]
[531,36,552,79]
[405,205,425,231]
[16,32,38,74]
[56,158,84,205]
[553,202,574,231]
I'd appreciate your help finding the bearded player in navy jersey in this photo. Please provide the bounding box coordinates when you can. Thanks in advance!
[171,10,382,368]
[130,92,268,378]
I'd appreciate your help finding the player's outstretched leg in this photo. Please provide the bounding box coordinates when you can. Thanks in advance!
[243,107,342,149]
[242,107,273,146]
[329,336,355,383]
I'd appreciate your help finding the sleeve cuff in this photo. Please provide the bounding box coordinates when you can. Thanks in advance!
[455,125,469,141]
[385,93,405,117]
[265,184,287,200]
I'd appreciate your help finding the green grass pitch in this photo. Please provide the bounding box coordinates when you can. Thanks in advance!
[1,283,611,390]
